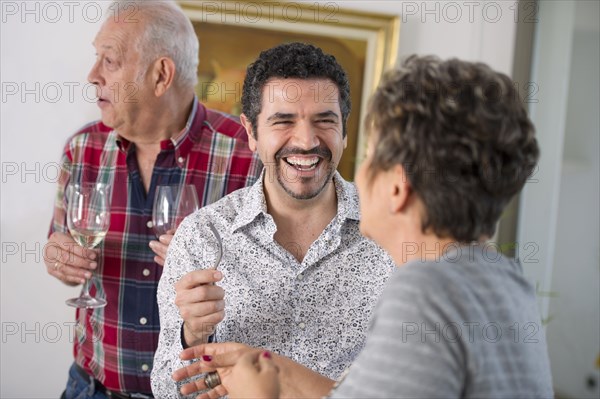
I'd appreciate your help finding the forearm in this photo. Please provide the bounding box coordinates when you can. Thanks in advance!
[154,297,189,396]
[275,354,336,399]
[154,242,191,395]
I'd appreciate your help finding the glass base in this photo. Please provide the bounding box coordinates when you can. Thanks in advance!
[66,295,107,309]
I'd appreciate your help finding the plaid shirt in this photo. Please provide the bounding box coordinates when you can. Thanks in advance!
[49,98,262,394]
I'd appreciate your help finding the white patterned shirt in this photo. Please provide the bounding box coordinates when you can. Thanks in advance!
[151,171,394,398]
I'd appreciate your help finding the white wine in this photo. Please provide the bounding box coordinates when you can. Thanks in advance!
[70,229,107,249]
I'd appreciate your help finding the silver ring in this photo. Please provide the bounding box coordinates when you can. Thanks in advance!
[204,371,221,389]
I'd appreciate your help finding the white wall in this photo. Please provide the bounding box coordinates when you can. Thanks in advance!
[338,0,517,74]
[545,1,600,397]
[0,1,519,397]
[516,1,600,396]
[1,1,103,397]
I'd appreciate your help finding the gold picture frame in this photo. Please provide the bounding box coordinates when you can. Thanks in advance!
[179,0,399,179]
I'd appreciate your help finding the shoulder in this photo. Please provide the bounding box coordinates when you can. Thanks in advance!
[72,120,112,136]
[385,253,486,301]
[61,121,113,153]
[69,120,112,142]
[208,184,254,214]
[382,247,535,314]
[190,184,256,227]
[172,184,257,261]
[203,107,248,142]
[375,260,466,318]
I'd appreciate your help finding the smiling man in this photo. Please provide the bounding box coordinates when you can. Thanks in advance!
[151,43,394,397]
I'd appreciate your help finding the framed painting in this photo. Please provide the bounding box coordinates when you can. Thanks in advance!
[179,0,400,180]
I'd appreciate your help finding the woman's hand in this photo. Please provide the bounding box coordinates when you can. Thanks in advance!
[227,351,280,399]
[173,342,334,399]
[173,342,257,398]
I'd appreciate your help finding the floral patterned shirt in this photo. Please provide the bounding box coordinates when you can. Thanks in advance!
[151,171,394,398]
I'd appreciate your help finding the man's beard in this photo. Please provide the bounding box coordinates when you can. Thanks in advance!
[274,145,335,200]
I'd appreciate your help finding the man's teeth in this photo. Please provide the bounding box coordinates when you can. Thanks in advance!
[285,157,319,169]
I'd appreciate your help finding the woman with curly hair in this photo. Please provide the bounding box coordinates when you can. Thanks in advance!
[173,55,554,399]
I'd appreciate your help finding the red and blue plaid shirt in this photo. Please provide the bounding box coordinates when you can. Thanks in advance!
[49,98,262,393]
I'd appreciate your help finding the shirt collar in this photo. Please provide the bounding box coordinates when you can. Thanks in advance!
[230,169,269,232]
[115,96,201,160]
[333,171,361,222]
[231,169,360,233]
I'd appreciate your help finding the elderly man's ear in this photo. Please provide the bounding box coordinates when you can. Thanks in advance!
[153,57,177,96]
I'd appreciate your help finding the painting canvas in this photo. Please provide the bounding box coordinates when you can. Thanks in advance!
[179,0,399,180]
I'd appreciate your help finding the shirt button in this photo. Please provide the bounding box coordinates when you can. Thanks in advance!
[177,156,184,163]
[141,364,149,372]
[139,317,148,325]
[298,322,306,330]
[296,274,303,281]
[146,220,153,228]
[142,268,150,277]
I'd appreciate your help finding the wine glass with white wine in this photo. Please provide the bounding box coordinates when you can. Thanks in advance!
[152,184,199,238]
[66,182,111,308]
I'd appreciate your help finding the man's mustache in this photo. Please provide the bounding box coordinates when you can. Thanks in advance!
[275,146,332,160]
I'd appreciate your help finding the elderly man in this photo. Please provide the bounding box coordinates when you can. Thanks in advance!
[43,1,261,397]
[151,42,394,397]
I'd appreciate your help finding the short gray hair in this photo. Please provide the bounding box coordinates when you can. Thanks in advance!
[107,0,199,88]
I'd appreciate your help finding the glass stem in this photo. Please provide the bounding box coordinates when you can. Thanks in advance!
[81,278,92,298]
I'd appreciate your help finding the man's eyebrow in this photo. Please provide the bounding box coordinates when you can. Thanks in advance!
[314,111,339,120]
[92,41,116,51]
[266,112,296,122]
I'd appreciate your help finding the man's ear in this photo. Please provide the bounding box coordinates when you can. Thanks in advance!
[389,164,411,214]
[153,57,176,97]
[240,113,257,152]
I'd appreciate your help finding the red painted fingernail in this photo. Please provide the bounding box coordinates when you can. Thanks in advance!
[202,355,212,361]
[262,351,271,359]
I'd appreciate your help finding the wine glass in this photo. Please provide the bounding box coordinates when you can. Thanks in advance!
[152,184,199,237]
[66,182,111,308]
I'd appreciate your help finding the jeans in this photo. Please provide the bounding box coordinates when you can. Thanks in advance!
[62,363,108,399]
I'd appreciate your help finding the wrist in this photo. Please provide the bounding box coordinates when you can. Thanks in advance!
[181,321,211,348]
[275,354,335,398]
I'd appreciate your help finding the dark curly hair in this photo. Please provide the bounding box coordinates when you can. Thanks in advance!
[241,42,351,137]
[366,55,540,242]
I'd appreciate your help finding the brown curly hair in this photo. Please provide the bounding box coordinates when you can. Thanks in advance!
[366,56,539,242]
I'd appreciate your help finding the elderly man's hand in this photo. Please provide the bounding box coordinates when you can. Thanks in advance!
[44,232,97,286]
[149,228,176,266]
